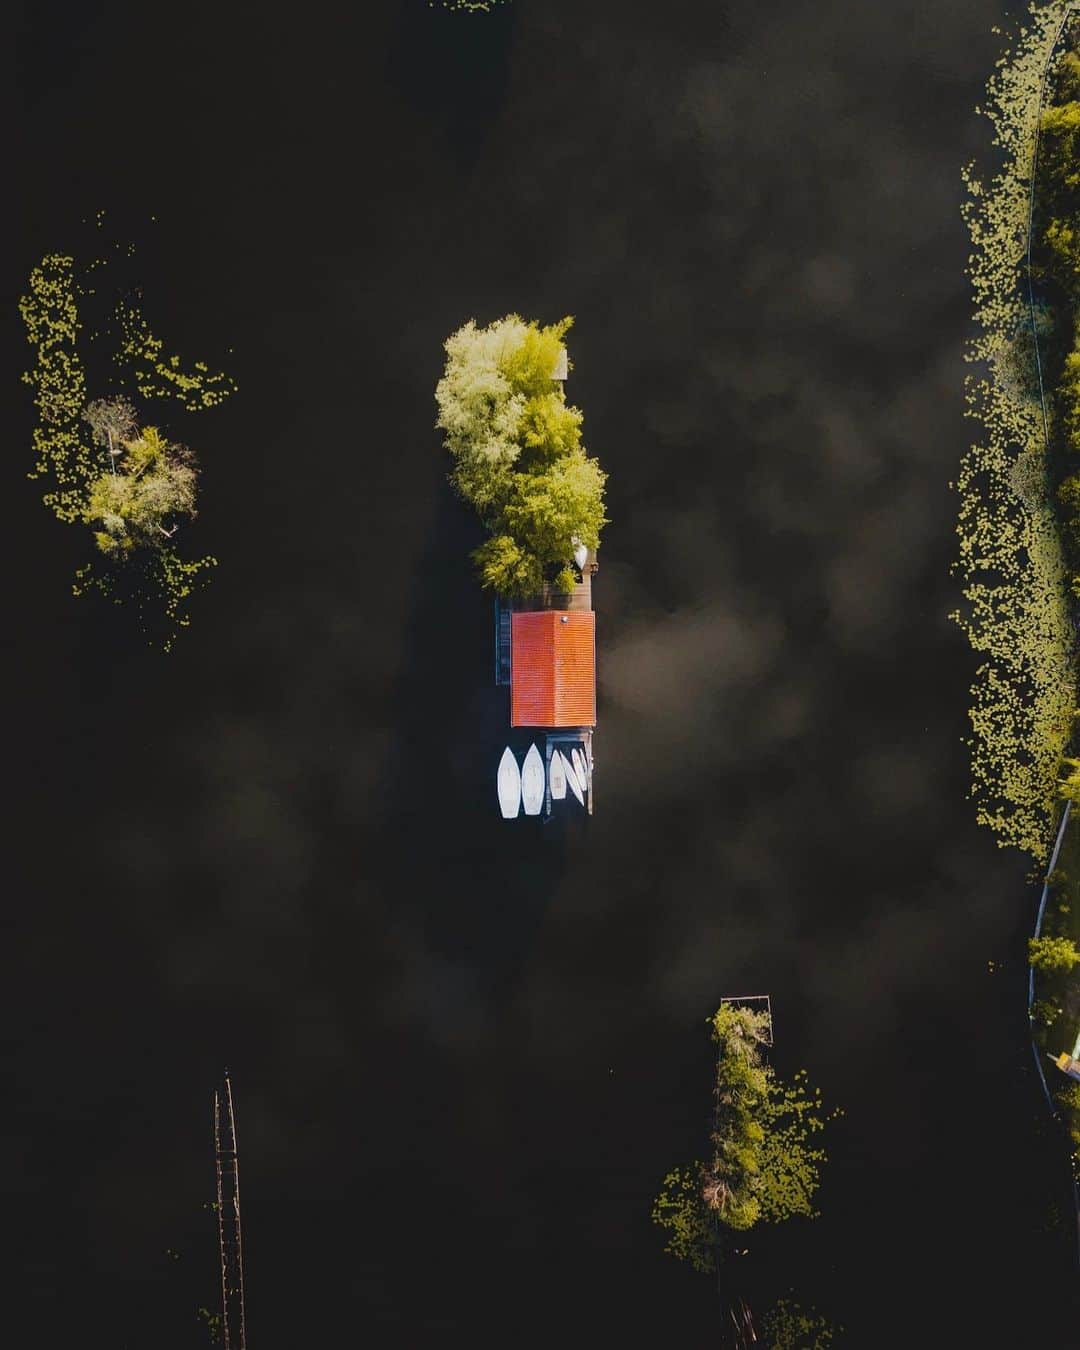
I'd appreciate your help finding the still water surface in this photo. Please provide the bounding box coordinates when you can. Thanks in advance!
[9,0,1080,1344]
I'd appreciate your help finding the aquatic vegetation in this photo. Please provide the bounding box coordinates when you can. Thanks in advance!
[432,0,508,11]
[760,1298,839,1350]
[18,235,235,648]
[652,1004,835,1275]
[115,298,236,411]
[435,314,607,598]
[953,1,1078,861]
[19,255,93,522]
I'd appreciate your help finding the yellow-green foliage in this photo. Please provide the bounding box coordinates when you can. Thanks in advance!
[1029,932,1080,970]
[756,1070,833,1225]
[433,0,508,10]
[954,1,1077,862]
[115,299,237,410]
[650,1164,720,1274]
[1059,1081,1080,1161]
[73,548,216,653]
[19,242,235,647]
[652,1005,834,1276]
[18,255,96,521]
[472,534,543,597]
[761,1298,838,1350]
[435,313,607,598]
[84,426,197,558]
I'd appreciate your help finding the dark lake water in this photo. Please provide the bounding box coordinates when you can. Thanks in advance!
[9,0,1080,1344]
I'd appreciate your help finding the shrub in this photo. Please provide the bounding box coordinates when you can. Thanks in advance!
[1029,934,1080,972]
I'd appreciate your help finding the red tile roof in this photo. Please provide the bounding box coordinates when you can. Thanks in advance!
[511,610,596,728]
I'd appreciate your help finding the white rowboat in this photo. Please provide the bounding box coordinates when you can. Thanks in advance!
[521,743,545,816]
[549,749,567,800]
[564,753,585,806]
[497,747,521,819]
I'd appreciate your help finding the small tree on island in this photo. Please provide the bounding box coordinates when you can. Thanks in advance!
[652,1003,836,1347]
[435,314,607,598]
[83,419,198,557]
[19,250,235,647]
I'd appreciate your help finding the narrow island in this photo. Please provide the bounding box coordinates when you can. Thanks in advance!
[19,229,236,648]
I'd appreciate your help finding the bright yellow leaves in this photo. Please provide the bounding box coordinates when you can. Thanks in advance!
[954,2,1078,862]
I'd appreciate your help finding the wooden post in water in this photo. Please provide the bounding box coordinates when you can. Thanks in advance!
[214,1073,247,1350]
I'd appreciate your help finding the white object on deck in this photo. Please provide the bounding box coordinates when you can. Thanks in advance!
[549,749,567,800]
[521,743,545,816]
[497,747,521,819]
[564,752,585,806]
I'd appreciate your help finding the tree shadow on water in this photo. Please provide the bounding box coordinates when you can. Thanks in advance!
[378,482,572,1009]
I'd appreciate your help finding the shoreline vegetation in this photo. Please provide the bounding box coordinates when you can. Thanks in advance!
[961,1,1080,1185]
[18,229,236,648]
[954,1,1077,865]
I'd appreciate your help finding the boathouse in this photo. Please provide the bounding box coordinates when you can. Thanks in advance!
[494,551,598,815]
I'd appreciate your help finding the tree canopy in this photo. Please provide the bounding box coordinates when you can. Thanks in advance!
[83,418,198,558]
[1029,934,1080,973]
[435,314,607,598]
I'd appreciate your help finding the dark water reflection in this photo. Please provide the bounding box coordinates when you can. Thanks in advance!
[8,0,1080,1344]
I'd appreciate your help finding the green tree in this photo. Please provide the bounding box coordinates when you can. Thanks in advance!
[499,450,606,564]
[472,534,543,598]
[83,425,198,558]
[435,314,532,515]
[435,314,607,598]
[700,1003,772,1232]
[1029,934,1080,972]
